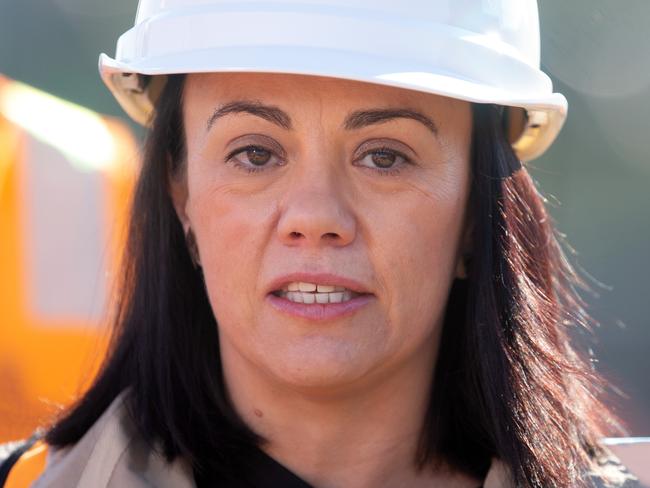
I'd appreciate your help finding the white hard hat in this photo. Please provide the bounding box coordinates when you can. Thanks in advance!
[99,0,567,161]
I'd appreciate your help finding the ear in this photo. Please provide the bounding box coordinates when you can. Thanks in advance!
[168,168,191,234]
[455,211,473,280]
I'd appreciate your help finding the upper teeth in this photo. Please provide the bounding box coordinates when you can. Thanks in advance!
[278,282,355,304]
[285,282,347,293]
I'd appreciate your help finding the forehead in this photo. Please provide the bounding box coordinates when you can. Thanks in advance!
[183,72,467,123]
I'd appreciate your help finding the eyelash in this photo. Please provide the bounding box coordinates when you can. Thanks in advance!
[225,145,285,174]
[225,145,412,176]
[354,147,412,176]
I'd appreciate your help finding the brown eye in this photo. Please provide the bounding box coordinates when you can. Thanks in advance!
[355,147,410,174]
[371,150,397,168]
[245,147,272,166]
[226,144,285,173]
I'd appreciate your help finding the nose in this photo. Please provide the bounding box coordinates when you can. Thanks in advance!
[277,167,356,248]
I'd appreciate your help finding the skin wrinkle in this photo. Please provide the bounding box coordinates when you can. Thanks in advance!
[172,72,476,488]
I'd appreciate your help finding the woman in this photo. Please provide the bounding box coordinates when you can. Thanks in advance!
[28,0,640,487]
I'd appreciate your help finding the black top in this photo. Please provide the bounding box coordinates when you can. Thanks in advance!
[194,447,313,488]
[194,446,485,488]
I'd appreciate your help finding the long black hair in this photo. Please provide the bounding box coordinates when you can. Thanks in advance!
[46,74,618,487]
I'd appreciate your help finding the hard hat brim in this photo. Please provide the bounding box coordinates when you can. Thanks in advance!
[99,46,567,162]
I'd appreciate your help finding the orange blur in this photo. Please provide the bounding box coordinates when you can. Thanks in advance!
[0,75,136,442]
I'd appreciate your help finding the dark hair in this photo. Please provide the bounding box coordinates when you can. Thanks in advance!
[46,74,619,487]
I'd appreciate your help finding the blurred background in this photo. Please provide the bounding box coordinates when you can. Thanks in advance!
[0,0,648,442]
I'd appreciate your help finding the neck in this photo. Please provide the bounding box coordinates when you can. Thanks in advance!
[220,339,479,488]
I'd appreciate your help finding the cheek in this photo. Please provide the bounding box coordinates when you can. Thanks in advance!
[367,166,468,338]
[187,181,276,325]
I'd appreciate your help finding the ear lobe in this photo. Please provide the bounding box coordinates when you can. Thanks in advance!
[168,169,191,234]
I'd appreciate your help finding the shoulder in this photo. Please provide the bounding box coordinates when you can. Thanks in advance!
[33,392,195,488]
[483,454,645,488]
[586,445,646,488]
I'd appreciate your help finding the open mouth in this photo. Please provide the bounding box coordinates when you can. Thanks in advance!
[272,281,364,304]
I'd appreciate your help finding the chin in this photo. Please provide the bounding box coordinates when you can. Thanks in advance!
[263,342,382,393]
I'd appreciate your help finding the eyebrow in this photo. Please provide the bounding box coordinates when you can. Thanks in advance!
[206,101,438,135]
[344,108,438,135]
[206,100,292,131]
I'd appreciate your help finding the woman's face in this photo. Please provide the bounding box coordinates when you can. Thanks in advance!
[174,73,472,391]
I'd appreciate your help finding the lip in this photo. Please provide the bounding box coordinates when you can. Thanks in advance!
[266,272,372,295]
[265,272,374,321]
[267,293,374,321]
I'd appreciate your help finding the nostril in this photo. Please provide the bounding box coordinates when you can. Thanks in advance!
[322,232,340,240]
[289,231,303,239]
